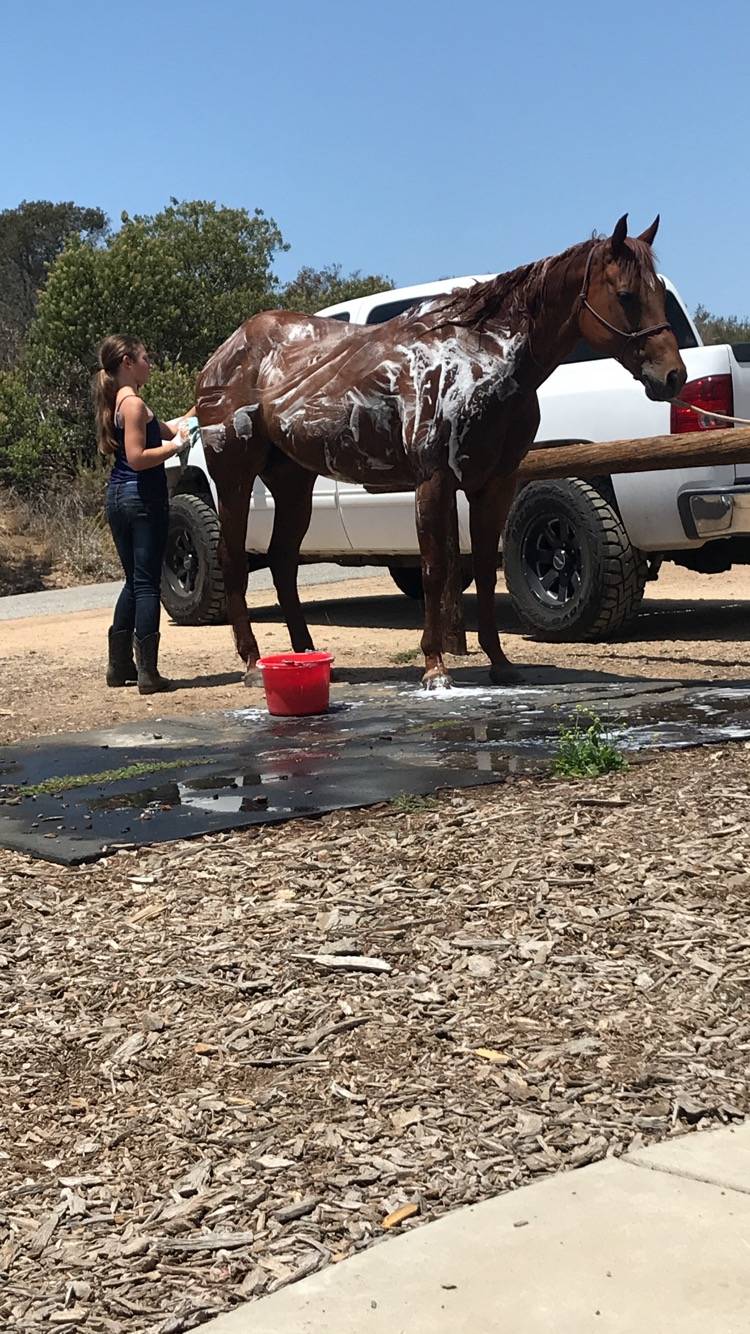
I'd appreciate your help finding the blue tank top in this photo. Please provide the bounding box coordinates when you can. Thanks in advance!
[109,402,167,501]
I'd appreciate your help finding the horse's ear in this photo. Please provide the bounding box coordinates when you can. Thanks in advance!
[610,214,629,258]
[637,215,660,247]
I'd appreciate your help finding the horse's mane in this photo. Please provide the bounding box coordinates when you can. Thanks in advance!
[411,234,658,333]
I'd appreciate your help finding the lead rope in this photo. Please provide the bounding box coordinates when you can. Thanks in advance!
[670,399,750,427]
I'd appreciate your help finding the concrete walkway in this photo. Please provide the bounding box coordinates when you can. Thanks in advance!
[201,1123,750,1333]
[0,564,384,620]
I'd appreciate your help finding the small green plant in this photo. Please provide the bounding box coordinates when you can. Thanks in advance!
[553,709,626,779]
[392,647,420,664]
[391,792,438,814]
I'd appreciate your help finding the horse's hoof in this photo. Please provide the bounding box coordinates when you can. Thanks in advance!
[244,665,262,687]
[422,672,453,691]
[489,662,524,686]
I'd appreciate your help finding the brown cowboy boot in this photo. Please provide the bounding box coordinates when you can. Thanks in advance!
[106,628,138,687]
[134,633,173,695]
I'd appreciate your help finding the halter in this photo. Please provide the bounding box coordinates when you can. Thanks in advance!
[578,243,671,342]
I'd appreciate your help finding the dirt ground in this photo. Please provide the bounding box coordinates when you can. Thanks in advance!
[2,564,750,747]
[1,567,750,1332]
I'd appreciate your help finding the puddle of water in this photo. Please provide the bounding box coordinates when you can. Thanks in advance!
[89,770,271,818]
[183,770,262,791]
[178,785,270,815]
[695,687,750,700]
[90,782,181,813]
[438,746,545,775]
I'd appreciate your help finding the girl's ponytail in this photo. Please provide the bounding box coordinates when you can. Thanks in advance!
[92,334,143,456]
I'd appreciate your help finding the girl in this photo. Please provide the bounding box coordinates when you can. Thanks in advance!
[93,335,193,694]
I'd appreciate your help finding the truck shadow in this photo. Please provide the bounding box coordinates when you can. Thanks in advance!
[623,596,750,643]
[251,588,750,644]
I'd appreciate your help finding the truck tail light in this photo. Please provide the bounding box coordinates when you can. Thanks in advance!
[670,374,734,433]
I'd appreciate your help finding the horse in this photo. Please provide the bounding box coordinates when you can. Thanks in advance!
[194,215,687,687]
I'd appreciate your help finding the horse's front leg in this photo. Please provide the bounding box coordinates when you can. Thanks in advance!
[264,454,316,653]
[468,472,524,684]
[415,471,455,689]
[207,449,261,684]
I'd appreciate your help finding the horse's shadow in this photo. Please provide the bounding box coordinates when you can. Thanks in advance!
[326,661,747,693]
[328,661,712,690]
[171,671,243,690]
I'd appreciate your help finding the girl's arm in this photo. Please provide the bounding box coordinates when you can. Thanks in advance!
[122,397,183,471]
[160,405,197,441]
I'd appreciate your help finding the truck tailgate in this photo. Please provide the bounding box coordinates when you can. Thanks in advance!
[728,344,750,481]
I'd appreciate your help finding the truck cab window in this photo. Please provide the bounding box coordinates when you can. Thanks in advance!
[366,296,425,324]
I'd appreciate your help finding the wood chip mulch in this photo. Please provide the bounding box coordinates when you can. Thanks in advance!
[1,743,749,1332]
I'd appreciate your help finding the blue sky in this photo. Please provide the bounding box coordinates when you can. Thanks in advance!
[3,0,748,318]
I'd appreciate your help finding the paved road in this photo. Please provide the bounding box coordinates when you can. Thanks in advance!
[0,563,385,621]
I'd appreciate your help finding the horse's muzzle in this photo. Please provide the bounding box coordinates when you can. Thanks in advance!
[641,366,688,402]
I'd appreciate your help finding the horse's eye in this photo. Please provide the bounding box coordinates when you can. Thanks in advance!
[618,291,635,307]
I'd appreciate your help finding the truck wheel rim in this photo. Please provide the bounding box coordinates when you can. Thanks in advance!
[165,525,198,596]
[521,513,583,608]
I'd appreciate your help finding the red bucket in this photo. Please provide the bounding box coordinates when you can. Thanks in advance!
[257,651,335,717]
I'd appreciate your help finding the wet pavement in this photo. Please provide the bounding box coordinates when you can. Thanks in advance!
[2,672,750,864]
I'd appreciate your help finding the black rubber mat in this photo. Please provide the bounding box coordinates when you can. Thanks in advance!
[2,677,750,864]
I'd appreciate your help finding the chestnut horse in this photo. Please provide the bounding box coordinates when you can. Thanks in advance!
[195,215,686,686]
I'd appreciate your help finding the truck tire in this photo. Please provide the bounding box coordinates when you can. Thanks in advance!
[388,562,475,600]
[161,493,227,625]
[503,478,647,641]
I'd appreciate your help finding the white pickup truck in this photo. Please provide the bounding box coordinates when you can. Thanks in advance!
[162,275,750,640]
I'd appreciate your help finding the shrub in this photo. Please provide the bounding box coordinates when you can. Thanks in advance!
[0,464,119,585]
[35,465,118,581]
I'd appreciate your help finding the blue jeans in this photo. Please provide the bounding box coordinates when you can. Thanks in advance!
[106,483,169,640]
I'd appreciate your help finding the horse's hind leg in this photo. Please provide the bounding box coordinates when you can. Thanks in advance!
[415,470,455,688]
[468,473,523,684]
[264,453,316,653]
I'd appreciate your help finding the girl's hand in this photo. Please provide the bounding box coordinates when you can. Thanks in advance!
[166,415,194,453]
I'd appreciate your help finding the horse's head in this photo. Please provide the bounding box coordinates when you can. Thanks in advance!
[578,215,687,402]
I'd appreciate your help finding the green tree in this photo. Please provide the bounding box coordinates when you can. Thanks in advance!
[18,199,288,480]
[29,198,287,375]
[0,369,64,492]
[143,360,197,421]
[0,200,107,368]
[693,304,750,345]
[280,263,393,313]
[12,198,391,490]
